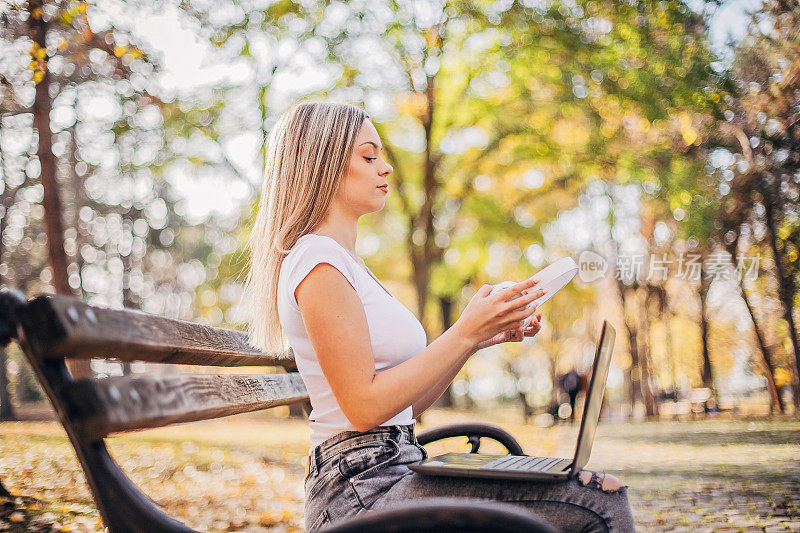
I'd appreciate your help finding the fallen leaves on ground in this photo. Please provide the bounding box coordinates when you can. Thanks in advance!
[0,410,798,531]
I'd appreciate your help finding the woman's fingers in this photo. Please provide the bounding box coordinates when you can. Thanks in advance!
[523,313,544,337]
[501,299,542,327]
[508,312,543,343]
[503,288,546,315]
[497,277,540,302]
[476,284,494,298]
[506,307,534,325]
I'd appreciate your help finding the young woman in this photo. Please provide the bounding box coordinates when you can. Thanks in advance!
[246,101,636,532]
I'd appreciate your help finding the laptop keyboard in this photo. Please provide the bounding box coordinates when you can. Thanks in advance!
[481,455,565,472]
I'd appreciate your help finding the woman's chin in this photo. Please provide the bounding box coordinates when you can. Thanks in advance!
[357,203,385,216]
[372,198,386,211]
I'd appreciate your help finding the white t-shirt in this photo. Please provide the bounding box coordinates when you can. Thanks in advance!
[276,233,428,453]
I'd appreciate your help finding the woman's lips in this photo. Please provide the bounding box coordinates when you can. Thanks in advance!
[377,185,388,193]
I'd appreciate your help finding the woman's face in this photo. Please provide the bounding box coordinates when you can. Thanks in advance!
[337,119,393,216]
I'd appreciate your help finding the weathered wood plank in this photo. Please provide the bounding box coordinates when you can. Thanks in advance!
[22,295,296,370]
[66,372,309,439]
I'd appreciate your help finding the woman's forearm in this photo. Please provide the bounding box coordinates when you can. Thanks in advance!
[353,326,475,431]
[411,344,475,418]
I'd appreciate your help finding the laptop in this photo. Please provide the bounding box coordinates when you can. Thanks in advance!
[409,320,615,481]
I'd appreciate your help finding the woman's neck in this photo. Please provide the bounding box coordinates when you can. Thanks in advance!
[312,223,358,257]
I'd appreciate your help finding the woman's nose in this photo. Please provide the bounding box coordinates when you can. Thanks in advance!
[381,161,393,176]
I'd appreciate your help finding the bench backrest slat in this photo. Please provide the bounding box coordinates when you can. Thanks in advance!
[2,290,312,532]
[24,296,296,369]
[66,372,308,440]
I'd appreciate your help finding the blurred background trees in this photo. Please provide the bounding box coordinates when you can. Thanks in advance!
[1,0,798,421]
[708,0,800,412]
[0,0,244,403]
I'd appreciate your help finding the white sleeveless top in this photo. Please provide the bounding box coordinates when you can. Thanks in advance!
[276,233,428,453]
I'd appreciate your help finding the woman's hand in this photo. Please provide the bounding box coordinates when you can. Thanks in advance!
[472,311,544,352]
[453,278,546,351]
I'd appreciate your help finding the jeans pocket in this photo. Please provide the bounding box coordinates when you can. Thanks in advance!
[338,439,400,481]
[307,508,330,531]
[306,467,339,502]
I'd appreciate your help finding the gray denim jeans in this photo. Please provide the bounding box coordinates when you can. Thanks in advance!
[304,423,636,532]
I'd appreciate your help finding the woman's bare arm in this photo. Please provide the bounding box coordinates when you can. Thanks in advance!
[296,263,542,431]
[411,346,475,418]
[296,263,475,431]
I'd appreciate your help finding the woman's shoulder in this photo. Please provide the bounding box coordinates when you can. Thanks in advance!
[285,233,348,263]
[281,234,360,286]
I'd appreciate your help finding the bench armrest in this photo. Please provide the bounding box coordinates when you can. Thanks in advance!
[416,423,525,455]
[319,497,557,532]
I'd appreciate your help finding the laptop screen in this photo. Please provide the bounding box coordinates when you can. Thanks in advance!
[570,321,616,475]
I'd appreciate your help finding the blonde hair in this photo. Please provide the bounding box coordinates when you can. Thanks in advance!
[246,101,368,352]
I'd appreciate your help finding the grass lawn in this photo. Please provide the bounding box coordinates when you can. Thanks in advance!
[1,408,798,531]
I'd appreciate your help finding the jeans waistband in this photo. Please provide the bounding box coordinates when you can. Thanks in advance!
[308,424,417,476]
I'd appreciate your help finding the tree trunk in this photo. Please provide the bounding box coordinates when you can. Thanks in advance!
[30,0,89,378]
[606,184,642,415]
[698,257,715,394]
[433,296,455,408]
[0,124,16,422]
[547,326,562,410]
[739,277,784,414]
[30,1,69,295]
[639,286,659,417]
[657,286,678,393]
[503,362,532,424]
[517,391,533,424]
[0,348,16,421]
[410,63,441,330]
[616,281,643,412]
[764,197,800,409]
[549,354,559,408]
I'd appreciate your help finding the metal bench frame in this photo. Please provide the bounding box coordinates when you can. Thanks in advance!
[0,290,555,532]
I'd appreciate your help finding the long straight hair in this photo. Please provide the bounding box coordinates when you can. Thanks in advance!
[246,101,368,352]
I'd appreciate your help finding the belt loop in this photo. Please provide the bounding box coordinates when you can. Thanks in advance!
[309,446,319,476]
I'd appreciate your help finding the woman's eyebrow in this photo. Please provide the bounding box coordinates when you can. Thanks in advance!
[359,141,382,150]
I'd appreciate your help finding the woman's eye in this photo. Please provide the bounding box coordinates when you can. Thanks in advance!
[364,157,376,162]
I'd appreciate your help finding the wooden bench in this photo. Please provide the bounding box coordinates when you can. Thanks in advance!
[0,290,556,532]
